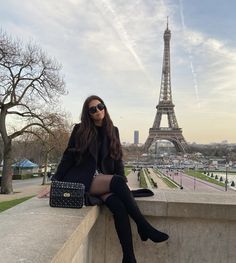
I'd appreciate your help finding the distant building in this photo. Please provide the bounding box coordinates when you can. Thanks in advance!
[134,130,139,144]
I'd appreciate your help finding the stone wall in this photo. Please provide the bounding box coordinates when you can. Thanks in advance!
[0,190,236,263]
[85,191,236,263]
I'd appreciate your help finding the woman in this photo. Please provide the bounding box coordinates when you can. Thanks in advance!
[40,95,169,263]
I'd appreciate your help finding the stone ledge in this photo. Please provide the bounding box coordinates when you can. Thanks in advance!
[0,197,100,263]
[139,199,236,221]
[137,189,236,221]
[0,190,235,262]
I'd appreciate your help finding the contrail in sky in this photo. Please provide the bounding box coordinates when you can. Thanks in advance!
[179,0,200,108]
[96,0,157,89]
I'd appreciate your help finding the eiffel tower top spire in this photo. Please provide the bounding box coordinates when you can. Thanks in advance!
[159,17,172,105]
[165,16,170,36]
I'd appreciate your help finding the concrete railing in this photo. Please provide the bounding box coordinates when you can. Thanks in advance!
[0,190,236,263]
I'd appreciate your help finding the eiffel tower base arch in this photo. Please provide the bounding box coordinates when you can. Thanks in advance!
[144,128,188,153]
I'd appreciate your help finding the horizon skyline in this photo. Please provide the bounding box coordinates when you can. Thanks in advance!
[1,1,236,144]
[122,136,233,145]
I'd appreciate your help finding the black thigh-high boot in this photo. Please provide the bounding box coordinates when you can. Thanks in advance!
[110,175,169,243]
[105,194,137,263]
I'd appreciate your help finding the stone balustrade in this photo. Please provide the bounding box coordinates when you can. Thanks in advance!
[0,190,236,263]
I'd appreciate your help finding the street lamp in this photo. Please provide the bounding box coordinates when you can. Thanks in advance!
[225,163,229,191]
[180,172,183,189]
[194,163,199,191]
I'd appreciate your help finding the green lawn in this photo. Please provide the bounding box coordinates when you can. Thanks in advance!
[0,196,34,213]
[124,167,132,176]
[154,169,163,176]
[153,169,178,188]
[184,170,225,187]
[161,177,178,188]
[139,170,148,188]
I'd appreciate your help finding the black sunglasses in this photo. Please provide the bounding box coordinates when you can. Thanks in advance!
[88,103,105,114]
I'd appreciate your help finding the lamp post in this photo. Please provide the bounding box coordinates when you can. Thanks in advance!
[193,164,198,191]
[225,163,229,191]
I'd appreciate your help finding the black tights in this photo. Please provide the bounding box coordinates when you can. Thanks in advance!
[89,173,113,201]
[105,194,136,263]
[89,174,169,262]
[89,174,136,263]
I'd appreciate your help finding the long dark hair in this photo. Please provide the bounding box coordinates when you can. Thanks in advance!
[75,95,122,160]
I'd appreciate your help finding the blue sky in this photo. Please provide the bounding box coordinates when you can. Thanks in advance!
[1,0,236,144]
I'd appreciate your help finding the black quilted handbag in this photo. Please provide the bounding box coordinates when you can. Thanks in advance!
[49,181,85,208]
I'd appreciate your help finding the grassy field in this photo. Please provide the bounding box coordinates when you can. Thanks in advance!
[161,177,178,188]
[143,169,155,187]
[153,169,178,188]
[0,196,34,213]
[139,170,148,188]
[185,170,225,187]
[124,167,132,176]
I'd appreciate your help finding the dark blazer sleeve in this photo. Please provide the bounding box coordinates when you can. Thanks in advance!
[52,124,80,181]
[114,127,127,181]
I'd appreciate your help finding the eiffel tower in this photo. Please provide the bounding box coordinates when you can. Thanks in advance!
[144,20,188,153]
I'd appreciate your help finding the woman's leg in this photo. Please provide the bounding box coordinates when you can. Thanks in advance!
[104,194,136,263]
[109,175,169,243]
[89,174,113,195]
[89,174,169,243]
[89,175,136,263]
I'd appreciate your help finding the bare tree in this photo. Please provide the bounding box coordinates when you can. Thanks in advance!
[0,31,66,194]
[23,115,71,185]
[0,137,3,164]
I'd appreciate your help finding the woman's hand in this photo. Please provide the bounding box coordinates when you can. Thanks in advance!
[37,185,51,198]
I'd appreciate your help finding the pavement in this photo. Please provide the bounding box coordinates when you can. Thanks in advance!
[0,172,140,202]
[126,171,140,189]
[0,182,49,202]
[161,169,235,193]
[1,172,143,202]
[1,168,207,202]
[147,168,170,189]
[127,169,172,190]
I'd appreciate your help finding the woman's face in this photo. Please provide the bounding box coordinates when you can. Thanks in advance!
[88,99,105,125]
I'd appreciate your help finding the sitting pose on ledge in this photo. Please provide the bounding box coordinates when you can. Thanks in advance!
[40,95,169,263]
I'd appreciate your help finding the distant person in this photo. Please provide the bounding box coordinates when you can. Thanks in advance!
[47,171,52,180]
[137,171,140,181]
[38,95,169,263]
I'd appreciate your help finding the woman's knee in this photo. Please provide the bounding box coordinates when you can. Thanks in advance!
[100,193,113,201]
[110,174,127,188]
[105,194,127,213]
[89,175,112,194]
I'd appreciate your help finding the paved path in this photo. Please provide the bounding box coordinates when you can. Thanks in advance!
[127,171,140,189]
[161,169,234,193]
[0,177,49,202]
[127,169,172,190]
[147,168,170,189]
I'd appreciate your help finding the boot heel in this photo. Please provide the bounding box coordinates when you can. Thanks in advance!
[138,226,169,243]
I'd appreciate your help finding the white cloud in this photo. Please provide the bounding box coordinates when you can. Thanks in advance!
[1,0,236,143]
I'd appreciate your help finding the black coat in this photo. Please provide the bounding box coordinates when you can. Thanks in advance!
[52,123,125,191]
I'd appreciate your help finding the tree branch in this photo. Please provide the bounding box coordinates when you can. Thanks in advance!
[9,123,53,140]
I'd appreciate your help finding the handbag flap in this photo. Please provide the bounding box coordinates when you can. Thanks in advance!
[50,181,85,198]
[51,181,85,190]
